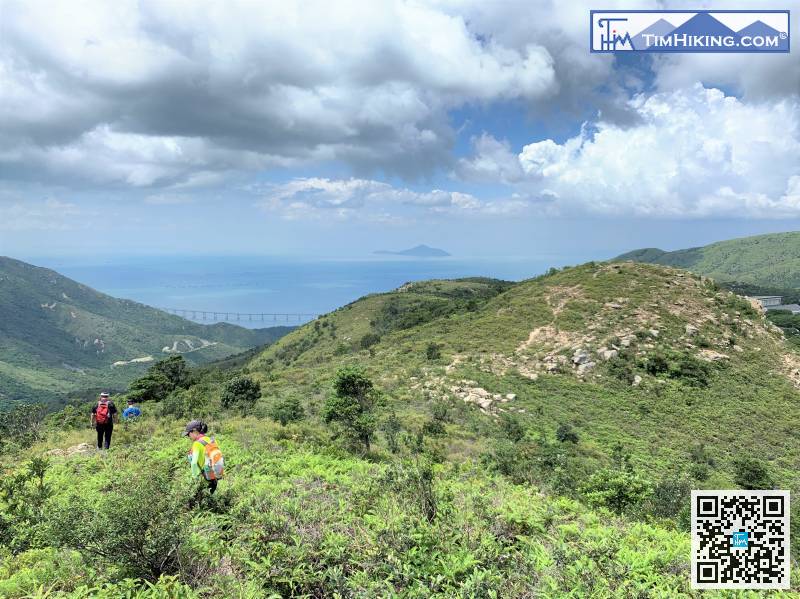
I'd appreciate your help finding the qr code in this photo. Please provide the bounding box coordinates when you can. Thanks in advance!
[692,490,790,589]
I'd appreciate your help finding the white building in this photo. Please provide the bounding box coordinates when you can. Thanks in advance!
[750,295,800,314]
[753,296,783,308]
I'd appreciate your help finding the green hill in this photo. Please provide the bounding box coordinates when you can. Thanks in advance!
[0,256,293,407]
[2,262,800,596]
[615,231,800,288]
[250,261,800,486]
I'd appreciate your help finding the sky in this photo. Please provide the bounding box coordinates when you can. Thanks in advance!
[0,0,799,261]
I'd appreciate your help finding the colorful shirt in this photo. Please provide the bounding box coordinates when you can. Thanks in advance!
[122,406,142,420]
[188,435,211,478]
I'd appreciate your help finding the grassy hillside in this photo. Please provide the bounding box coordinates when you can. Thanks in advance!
[250,261,800,487]
[2,263,800,596]
[1,417,707,598]
[615,231,800,288]
[0,257,292,407]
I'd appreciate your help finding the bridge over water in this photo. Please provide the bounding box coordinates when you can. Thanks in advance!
[163,308,318,324]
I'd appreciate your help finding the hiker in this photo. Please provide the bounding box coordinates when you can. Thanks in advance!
[183,420,224,496]
[122,398,142,421]
[90,392,118,449]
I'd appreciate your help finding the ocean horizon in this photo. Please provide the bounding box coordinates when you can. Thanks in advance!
[31,254,596,328]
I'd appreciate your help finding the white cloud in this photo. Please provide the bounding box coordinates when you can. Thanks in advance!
[255,177,531,221]
[461,85,800,218]
[456,134,525,184]
[0,198,83,230]
[2,125,296,188]
[0,0,557,186]
[2,0,797,228]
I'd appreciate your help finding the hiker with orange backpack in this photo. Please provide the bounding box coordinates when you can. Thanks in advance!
[182,420,224,496]
[90,392,118,449]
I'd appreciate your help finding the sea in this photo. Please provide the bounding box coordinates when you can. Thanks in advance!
[41,254,590,329]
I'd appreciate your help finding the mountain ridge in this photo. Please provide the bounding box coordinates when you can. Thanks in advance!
[0,256,292,407]
[614,231,800,288]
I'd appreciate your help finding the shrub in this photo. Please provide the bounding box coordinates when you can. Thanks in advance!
[269,395,305,426]
[0,457,52,551]
[688,462,711,482]
[220,376,261,410]
[149,356,192,390]
[160,385,210,419]
[44,404,87,431]
[322,366,381,453]
[641,477,692,520]
[359,332,381,349]
[425,342,442,360]
[669,354,712,387]
[689,442,716,467]
[555,423,579,444]
[641,350,712,387]
[422,418,446,436]
[484,437,585,495]
[45,463,187,581]
[732,457,775,490]
[128,357,193,403]
[0,403,47,452]
[643,351,670,376]
[128,372,173,403]
[385,457,438,523]
[581,467,653,515]
[430,400,449,423]
[499,414,525,442]
[381,412,402,454]
[607,357,636,384]
[334,342,351,356]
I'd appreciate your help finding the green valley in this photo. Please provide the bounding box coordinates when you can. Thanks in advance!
[0,257,292,407]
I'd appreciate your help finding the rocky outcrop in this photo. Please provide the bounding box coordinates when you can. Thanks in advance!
[450,381,517,413]
[45,443,94,457]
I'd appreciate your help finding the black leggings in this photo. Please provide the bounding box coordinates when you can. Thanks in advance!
[207,478,218,494]
[96,423,113,449]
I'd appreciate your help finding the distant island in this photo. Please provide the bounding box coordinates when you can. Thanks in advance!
[374,244,451,257]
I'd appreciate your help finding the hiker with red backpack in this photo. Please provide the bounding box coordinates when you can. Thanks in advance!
[182,419,224,496]
[90,392,118,450]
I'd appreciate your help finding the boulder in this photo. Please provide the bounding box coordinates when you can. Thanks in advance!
[632,375,643,386]
[601,349,618,361]
[45,442,93,457]
[685,324,698,336]
[572,349,590,365]
[576,361,595,375]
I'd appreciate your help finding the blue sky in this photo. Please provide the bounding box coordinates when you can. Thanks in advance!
[0,0,798,261]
